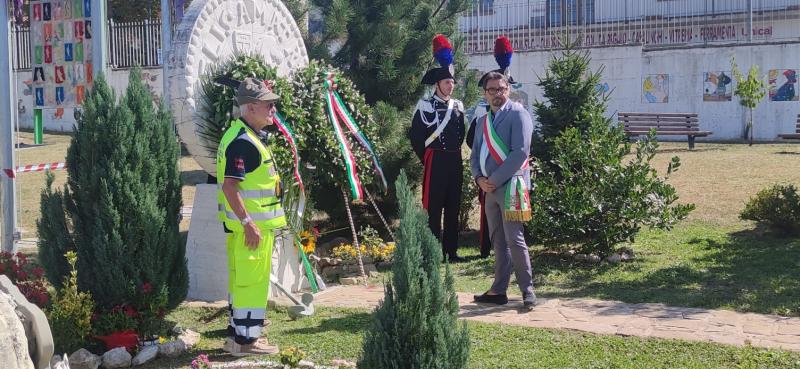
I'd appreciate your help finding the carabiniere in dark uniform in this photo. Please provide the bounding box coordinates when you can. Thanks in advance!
[410,35,466,262]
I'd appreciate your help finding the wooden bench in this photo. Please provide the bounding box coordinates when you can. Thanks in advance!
[777,114,800,139]
[618,112,712,149]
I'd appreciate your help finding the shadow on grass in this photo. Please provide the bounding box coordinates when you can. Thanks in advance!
[774,151,800,156]
[283,312,372,335]
[539,228,800,315]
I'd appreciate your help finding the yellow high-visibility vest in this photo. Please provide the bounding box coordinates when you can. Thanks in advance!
[216,119,287,232]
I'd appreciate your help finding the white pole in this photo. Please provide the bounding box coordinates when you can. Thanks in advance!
[161,0,171,104]
[1,2,18,253]
[92,0,108,77]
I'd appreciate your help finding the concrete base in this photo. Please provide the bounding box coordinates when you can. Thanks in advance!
[185,184,309,302]
[0,275,52,369]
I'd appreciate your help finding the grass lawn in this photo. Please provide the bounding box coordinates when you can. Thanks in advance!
[441,222,800,316]
[13,135,800,316]
[137,305,800,369]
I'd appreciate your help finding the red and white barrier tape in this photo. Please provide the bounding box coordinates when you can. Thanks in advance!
[3,162,65,179]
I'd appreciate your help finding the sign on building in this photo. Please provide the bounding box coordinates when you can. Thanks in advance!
[29,0,93,109]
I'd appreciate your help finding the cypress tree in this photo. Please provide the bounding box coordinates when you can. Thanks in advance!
[358,171,469,369]
[38,69,187,310]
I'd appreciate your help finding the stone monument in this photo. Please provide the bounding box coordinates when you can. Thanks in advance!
[167,0,310,301]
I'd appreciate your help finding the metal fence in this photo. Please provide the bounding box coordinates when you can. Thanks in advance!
[11,19,163,70]
[460,0,800,54]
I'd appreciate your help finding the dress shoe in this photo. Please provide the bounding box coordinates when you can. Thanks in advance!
[523,292,538,309]
[446,255,468,263]
[473,292,508,305]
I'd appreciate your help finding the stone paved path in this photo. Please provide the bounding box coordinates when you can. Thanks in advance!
[313,284,800,352]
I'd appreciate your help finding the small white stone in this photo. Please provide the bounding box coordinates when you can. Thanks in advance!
[158,340,186,358]
[178,329,201,349]
[132,346,158,366]
[69,348,101,369]
[101,347,132,369]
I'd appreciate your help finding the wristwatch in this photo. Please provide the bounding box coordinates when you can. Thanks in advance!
[240,215,253,225]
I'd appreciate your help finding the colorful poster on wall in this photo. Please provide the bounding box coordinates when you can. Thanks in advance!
[768,69,799,102]
[703,71,733,102]
[29,0,93,110]
[642,74,669,103]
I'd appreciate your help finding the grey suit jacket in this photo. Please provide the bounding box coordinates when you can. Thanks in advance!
[469,100,532,190]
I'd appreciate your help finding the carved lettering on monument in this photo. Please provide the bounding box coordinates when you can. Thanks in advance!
[168,0,308,175]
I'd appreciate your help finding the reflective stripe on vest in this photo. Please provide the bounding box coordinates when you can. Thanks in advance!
[216,184,276,199]
[217,204,285,222]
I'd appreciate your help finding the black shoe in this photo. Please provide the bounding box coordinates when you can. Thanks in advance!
[523,293,538,309]
[446,255,468,263]
[473,292,508,305]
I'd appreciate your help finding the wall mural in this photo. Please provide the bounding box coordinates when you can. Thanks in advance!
[703,71,733,102]
[642,74,669,103]
[769,69,798,102]
[29,0,93,109]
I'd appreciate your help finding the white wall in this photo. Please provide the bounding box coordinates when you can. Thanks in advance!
[13,67,164,132]
[467,42,800,141]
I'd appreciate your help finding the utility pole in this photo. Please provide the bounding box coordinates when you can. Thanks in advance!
[92,0,108,77]
[1,2,17,253]
[161,0,171,105]
[746,0,753,41]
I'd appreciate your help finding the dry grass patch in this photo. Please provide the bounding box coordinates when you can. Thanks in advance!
[646,142,800,227]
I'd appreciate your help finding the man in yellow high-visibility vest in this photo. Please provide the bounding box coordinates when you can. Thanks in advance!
[217,77,287,356]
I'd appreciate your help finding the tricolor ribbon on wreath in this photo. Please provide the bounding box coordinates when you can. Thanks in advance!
[482,112,532,222]
[271,110,305,195]
[322,72,388,202]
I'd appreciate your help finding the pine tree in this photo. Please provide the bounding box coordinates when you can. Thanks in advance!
[531,44,605,167]
[358,171,469,369]
[304,0,470,109]
[38,69,188,310]
[527,45,694,257]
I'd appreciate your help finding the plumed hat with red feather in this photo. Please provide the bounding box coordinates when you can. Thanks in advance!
[421,34,456,85]
[479,35,516,87]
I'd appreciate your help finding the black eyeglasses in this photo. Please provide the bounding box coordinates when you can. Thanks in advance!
[484,87,508,95]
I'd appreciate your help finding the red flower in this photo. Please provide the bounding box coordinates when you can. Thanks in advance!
[111,305,123,313]
[123,305,138,318]
[0,264,5,273]
[142,282,153,294]
[31,267,44,278]
[16,271,28,282]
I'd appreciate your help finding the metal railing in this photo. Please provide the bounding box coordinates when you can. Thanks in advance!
[460,0,800,54]
[11,19,163,70]
[108,19,162,68]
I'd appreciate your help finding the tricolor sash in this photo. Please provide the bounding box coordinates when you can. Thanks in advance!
[482,112,532,222]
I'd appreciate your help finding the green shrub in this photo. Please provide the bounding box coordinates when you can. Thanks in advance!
[741,184,800,235]
[48,251,94,354]
[459,162,477,231]
[528,44,693,257]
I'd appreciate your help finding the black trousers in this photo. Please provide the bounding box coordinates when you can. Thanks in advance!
[422,148,463,258]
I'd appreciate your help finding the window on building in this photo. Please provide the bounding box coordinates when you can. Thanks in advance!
[547,0,595,27]
[472,0,495,16]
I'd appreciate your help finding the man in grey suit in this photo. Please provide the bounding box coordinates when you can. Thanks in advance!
[470,71,536,309]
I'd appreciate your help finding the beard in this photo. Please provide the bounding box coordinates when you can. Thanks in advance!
[492,96,506,107]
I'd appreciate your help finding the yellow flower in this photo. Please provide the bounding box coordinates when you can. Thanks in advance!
[299,230,316,255]
[158,336,167,344]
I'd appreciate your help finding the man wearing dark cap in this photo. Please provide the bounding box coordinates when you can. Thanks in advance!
[217,77,287,356]
[410,34,467,263]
